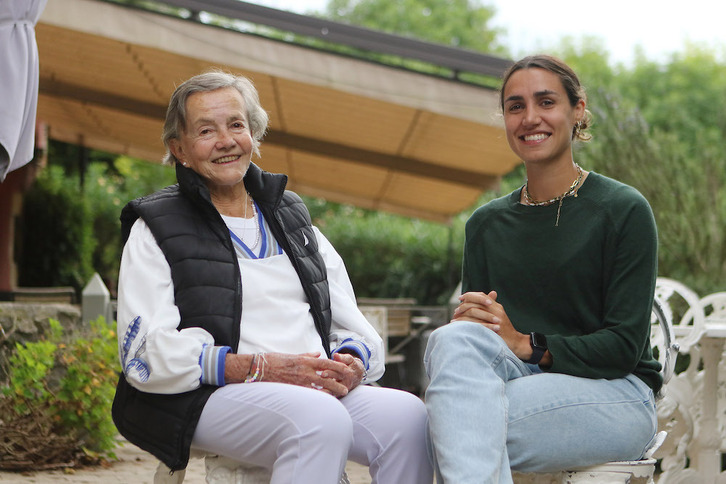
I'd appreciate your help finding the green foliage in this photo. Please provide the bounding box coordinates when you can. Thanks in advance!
[104,0,188,17]
[324,0,506,55]
[314,207,465,305]
[1,317,119,457]
[577,90,726,295]
[46,140,117,180]
[303,161,519,305]
[556,37,620,87]
[20,143,176,294]
[18,164,95,291]
[5,339,57,407]
[83,163,125,292]
[113,154,178,197]
[83,156,176,291]
[239,0,507,87]
[54,317,120,452]
[314,0,506,86]
[620,46,726,141]
[560,46,726,296]
[305,164,525,306]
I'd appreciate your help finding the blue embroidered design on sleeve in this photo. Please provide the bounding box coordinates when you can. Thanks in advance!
[121,316,150,382]
[121,316,141,364]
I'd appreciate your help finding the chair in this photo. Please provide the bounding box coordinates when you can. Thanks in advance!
[513,294,680,484]
[655,277,705,354]
[359,305,406,365]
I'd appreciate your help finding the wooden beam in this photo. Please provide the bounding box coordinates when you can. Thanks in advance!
[39,77,167,120]
[264,131,497,187]
[39,79,498,187]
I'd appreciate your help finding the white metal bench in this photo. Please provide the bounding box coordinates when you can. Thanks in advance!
[513,290,679,484]
[653,284,726,482]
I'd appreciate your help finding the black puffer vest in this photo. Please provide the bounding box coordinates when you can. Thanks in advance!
[111,163,332,471]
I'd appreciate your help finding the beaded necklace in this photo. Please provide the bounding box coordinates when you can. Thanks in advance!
[243,192,260,249]
[522,164,584,227]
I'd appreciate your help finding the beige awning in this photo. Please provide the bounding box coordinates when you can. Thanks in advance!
[36,0,519,222]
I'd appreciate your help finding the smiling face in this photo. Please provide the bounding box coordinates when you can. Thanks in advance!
[169,87,254,198]
[502,67,585,167]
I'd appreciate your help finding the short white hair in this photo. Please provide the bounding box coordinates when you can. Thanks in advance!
[161,70,269,165]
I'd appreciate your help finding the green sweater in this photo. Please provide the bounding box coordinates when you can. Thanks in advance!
[462,172,662,393]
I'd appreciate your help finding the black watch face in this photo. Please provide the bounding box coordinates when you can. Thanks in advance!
[532,332,547,349]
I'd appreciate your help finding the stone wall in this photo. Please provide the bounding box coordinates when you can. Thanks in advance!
[0,302,82,380]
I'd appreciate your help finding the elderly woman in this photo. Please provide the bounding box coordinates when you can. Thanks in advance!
[111,71,433,484]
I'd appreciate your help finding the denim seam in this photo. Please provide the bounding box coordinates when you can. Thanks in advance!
[509,398,652,425]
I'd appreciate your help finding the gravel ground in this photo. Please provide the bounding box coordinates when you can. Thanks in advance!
[0,439,372,484]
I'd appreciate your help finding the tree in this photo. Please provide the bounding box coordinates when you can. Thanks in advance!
[577,90,725,294]
[561,46,726,295]
[322,0,506,55]
[18,164,95,292]
[18,145,175,296]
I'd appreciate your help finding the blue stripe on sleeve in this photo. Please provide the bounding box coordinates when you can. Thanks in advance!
[332,338,372,370]
[200,345,232,386]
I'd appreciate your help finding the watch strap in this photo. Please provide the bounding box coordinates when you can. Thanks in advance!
[525,332,547,364]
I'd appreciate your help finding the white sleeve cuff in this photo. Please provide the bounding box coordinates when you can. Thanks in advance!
[200,345,232,386]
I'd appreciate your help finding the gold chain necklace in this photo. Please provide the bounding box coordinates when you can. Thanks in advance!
[522,164,584,227]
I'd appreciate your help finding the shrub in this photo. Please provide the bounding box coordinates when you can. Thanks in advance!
[0,317,119,470]
[313,206,465,305]
[18,165,95,292]
[19,147,177,297]
[304,167,526,306]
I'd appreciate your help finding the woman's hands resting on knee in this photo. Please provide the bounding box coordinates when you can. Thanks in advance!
[224,352,365,398]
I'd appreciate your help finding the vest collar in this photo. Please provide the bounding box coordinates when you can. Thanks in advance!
[175,162,288,209]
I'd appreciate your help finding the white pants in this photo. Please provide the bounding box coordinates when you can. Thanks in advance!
[191,383,433,484]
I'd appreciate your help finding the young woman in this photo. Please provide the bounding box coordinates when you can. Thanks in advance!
[424,55,661,483]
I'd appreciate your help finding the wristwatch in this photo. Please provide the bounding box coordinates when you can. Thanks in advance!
[525,332,547,364]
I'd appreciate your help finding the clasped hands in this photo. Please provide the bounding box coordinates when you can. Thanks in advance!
[452,290,531,360]
[225,351,365,398]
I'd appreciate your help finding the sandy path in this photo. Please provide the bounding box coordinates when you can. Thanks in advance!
[0,439,371,483]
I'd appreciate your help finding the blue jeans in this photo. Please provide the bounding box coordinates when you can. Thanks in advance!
[424,321,657,484]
